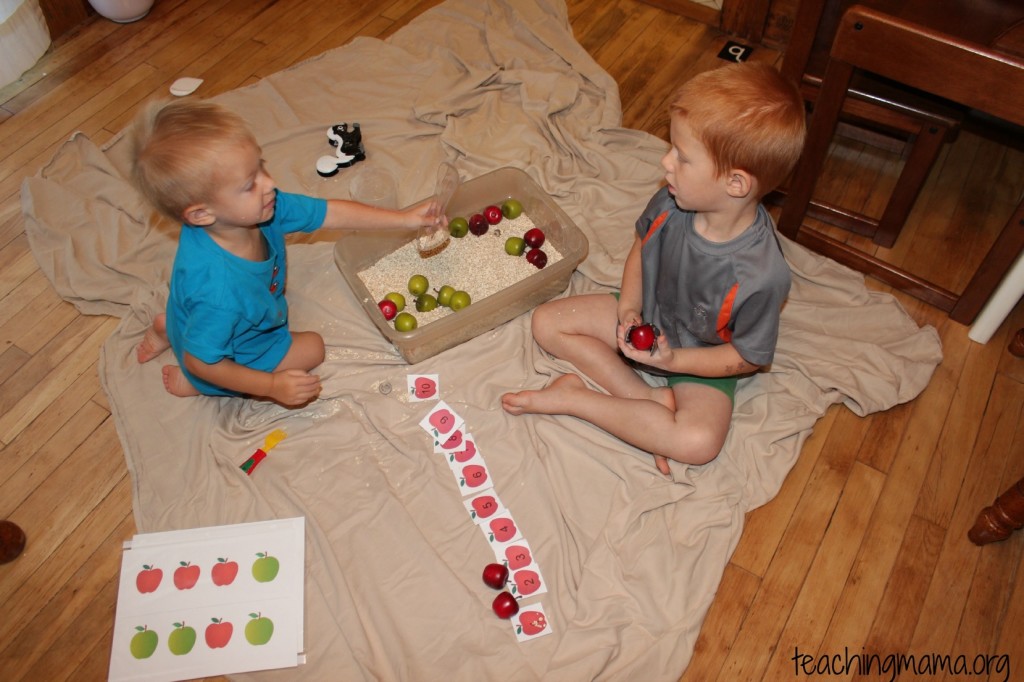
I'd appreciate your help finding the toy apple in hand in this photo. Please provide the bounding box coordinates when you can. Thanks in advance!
[492,591,520,619]
[626,323,658,352]
[482,563,509,589]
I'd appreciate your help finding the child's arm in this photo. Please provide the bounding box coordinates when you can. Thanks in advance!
[623,340,759,378]
[616,235,645,328]
[183,353,321,407]
[319,197,441,234]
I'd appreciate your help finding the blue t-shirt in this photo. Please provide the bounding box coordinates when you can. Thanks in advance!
[166,191,328,396]
[635,187,791,367]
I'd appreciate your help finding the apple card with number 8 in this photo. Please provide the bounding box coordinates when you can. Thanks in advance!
[513,602,552,642]
[463,488,506,524]
[441,433,479,463]
[407,374,439,401]
[419,401,463,440]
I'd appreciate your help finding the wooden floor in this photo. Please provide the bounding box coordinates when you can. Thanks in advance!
[2,0,1022,680]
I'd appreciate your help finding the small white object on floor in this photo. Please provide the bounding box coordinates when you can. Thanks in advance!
[968,250,1024,344]
[169,77,204,97]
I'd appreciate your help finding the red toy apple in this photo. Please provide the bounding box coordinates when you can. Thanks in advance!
[523,227,545,249]
[525,248,548,269]
[492,591,520,619]
[378,299,398,321]
[469,213,489,236]
[626,323,658,352]
[482,562,509,589]
[484,205,503,225]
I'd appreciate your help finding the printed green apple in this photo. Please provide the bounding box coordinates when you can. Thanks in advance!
[394,312,417,332]
[408,274,429,296]
[168,621,197,655]
[383,291,406,312]
[245,612,274,646]
[449,290,471,311]
[252,552,280,583]
[130,625,158,659]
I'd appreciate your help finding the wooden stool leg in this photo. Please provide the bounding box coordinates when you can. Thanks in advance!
[968,477,1024,545]
[873,123,947,248]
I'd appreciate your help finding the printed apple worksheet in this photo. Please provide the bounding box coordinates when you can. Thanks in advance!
[108,517,305,681]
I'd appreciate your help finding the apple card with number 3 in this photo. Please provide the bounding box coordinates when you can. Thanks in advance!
[418,401,463,440]
[407,374,439,401]
[513,602,552,642]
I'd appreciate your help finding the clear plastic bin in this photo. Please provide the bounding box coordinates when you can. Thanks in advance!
[334,167,589,364]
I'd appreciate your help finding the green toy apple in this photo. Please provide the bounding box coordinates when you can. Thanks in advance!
[448,216,469,238]
[501,198,523,220]
[504,236,526,256]
[436,285,456,307]
[394,312,417,332]
[415,293,438,312]
[408,274,429,296]
[383,291,406,311]
[449,290,471,310]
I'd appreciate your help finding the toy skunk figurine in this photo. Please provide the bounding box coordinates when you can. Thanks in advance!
[316,123,366,177]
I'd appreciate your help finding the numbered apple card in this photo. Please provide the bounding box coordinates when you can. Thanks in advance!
[463,488,506,525]
[419,401,464,441]
[481,512,523,552]
[434,424,469,454]
[450,452,495,496]
[513,602,553,642]
[108,517,305,682]
[407,374,439,402]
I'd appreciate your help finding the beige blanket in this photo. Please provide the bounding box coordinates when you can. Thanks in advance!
[22,0,943,679]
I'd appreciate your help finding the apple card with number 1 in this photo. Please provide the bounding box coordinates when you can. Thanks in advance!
[513,602,552,642]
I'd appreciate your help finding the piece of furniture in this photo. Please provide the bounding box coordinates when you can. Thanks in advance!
[777,4,1024,324]
[773,0,962,248]
[638,0,773,43]
[969,477,1024,546]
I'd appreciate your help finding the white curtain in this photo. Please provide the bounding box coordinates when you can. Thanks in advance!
[0,0,51,89]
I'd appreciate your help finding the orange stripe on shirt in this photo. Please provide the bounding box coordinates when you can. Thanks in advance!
[717,283,739,342]
[641,211,670,247]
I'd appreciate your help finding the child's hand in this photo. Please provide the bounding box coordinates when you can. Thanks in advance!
[617,325,672,368]
[270,368,322,406]
[405,197,445,229]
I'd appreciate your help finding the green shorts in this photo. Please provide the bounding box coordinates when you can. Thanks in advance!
[612,291,737,404]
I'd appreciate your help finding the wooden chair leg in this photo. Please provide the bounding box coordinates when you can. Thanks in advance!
[873,122,947,247]
[950,199,1024,324]
[968,477,1024,545]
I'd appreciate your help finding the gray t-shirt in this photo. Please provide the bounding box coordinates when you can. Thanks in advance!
[635,187,791,367]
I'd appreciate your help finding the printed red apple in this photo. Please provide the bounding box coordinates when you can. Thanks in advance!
[482,563,509,590]
[471,494,500,520]
[412,377,437,399]
[513,569,541,596]
[483,205,503,225]
[428,408,456,434]
[523,227,545,249]
[451,438,477,463]
[441,429,463,450]
[489,517,517,543]
[469,213,489,236]
[205,618,233,649]
[173,561,200,590]
[517,611,548,636]
[626,323,657,352]
[492,591,520,619]
[378,299,398,321]
[136,565,163,594]
[504,544,532,570]
[211,557,239,586]
[525,248,548,269]
[460,464,488,488]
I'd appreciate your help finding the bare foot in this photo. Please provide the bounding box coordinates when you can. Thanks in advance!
[162,365,200,398]
[137,313,171,363]
[501,373,590,416]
